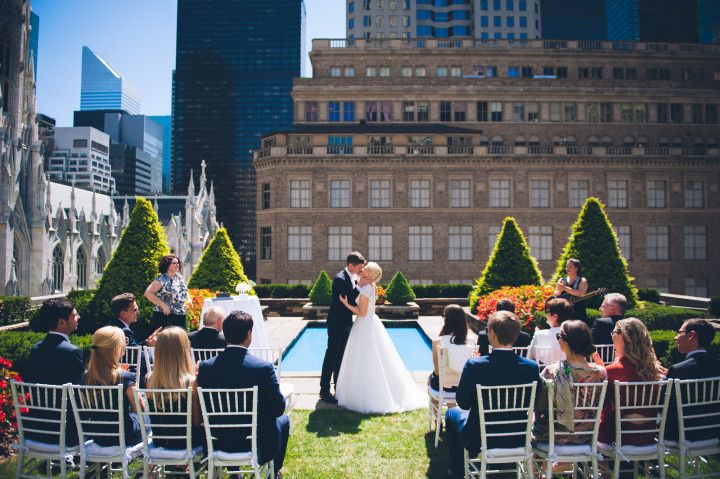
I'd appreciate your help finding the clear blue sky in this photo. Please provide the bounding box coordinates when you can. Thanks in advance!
[32,0,345,126]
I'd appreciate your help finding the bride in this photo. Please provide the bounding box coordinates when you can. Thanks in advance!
[334,261,426,414]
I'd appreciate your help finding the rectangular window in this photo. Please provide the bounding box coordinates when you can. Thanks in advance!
[591,67,603,79]
[379,66,390,77]
[600,102,613,122]
[608,179,628,208]
[288,226,312,261]
[684,225,707,260]
[401,66,412,77]
[685,278,708,297]
[569,180,589,208]
[684,180,705,208]
[330,67,342,77]
[440,101,452,122]
[490,102,503,121]
[305,101,318,122]
[449,179,471,207]
[578,67,589,79]
[328,226,353,261]
[513,103,525,122]
[366,66,377,77]
[646,180,667,208]
[451,66,462,77]
[417,102,429,121]
[410,179,431,207]
[328,101,341,122]
[345,67,355,77]
[527,102,539,122]
[564,102,576,122]
[477,101,488,121]
[453,102,466,122]
[645,278,670,294]
[521,66,533,78]
[415,66,426,77]
[586,103,599,123]
[409,226,433,261]
[369,179,391,208]
[692,104,703,124]
[530,179,550,208]
[671,103,684,123]
[488,225,501,252]
[261,183,271,209]
[528,226,553,260]
[437,66,448,77]
[328,135,353,154]
[657,104,669,123]
[329,180,351,208]
[449,226,473,261]
[507,66,519,78]
[260,227,272,260]
[615,225,631,259]
[289,180,311,208]
[646,225,669,260]
[369,226,393,261]
[343,101,355,122]
[402,101,415,121]
[507,16,515,27]
[490,179,511,208]
[613,67,624,80]
[550,102,561,122]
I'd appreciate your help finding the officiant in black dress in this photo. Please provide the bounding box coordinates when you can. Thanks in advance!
[554,258,589,322]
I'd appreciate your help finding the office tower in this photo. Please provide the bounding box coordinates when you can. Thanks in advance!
[541,0,606,40]
[698,0,720,43]
[47,127,115,193]
[607,0,699,43]
[173,0,306,275]
[80,46,141,114]
[149,115,172,193]
[29,11,39,79]
[37,113,55,158]
[346,0,541,40]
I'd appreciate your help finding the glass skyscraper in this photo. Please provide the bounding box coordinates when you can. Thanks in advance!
[149,115,172,193]
[541,0,607,40]
[173,0,306,276]
[607,0,699,42]
[698,0,720,43]
[29,12,39,79]
[80,46,141,114]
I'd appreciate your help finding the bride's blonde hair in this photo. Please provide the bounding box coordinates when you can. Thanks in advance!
[363,261,382,284]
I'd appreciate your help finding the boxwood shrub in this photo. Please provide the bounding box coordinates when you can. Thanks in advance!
[637,288,662,303]
[308,271,333,306]
[411,284,474,298]
[626,303,708,331]
[0,331,93,377]
[0,296,32,326]
[254,284,310,298]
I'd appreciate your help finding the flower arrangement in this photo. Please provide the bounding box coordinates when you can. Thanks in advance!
[235,280,256,295]
[473,285,555,334]
[375,285,387,305]
[186,288,217,330]
[0,356,23,456]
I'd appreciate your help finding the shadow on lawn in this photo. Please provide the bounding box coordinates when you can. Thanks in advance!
[305,408,366,437]
[424,430,450,478]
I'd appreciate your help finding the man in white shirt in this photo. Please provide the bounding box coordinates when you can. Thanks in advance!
[528,297,573,366]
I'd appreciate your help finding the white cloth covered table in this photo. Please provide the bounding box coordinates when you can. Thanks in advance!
[200,295,268,348]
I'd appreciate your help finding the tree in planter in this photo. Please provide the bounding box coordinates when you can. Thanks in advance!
[552,197,638,308]
[309,271,333,306]
[471,217,542,305]
[385,271,416,305]
[188,227,252,293]
[87,198,169,336]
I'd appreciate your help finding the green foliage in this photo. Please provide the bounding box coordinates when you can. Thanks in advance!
[627,302,708,331]
[552,197,638,308]
[650,329,720,367]
[472,217,542,302]
[0,296,32,326]
[710,296,720,318]
[254,284,310,298]
[0,331,93,377]
[88,197,169,336]
[385,271,416,305]
[68,289,95,329]
[637,288,662,303]
[410,284,473,298]
[188,228,251,293]
[309,271,333,306]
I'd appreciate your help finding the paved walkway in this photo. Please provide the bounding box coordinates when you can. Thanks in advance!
[265,316,477,410]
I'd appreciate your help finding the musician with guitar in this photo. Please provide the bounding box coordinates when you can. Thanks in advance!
[554,258,589,322]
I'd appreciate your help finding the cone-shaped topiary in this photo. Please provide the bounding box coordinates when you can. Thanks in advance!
[86,197,169,335]
[552,197,638,307]
[472,217,542,301]
[188,227,251,293]
[385,271,416,305]
[308,271,333,306]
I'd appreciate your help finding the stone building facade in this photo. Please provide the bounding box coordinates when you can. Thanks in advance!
[254,38,720,296]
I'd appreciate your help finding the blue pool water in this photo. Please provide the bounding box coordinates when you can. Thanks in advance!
[282,324,433,372]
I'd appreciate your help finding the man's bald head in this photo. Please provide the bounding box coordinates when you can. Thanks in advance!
[202,306,225,331]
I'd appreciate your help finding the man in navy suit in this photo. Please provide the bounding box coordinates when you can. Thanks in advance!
[445,311,541,478]
[591,293,627,345]
[319,251,369,404]
[476,299,531,355]
[666,318,720,442]
[110,293,158,347]
[188,306,227,349]
[25,298,84,445]
[196,311,289,476]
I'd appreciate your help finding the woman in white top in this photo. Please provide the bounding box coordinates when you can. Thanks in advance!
[429,304,474,393]
[528,297,574,366]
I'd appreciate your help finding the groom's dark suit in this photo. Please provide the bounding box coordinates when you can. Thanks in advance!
[320,268,361,396]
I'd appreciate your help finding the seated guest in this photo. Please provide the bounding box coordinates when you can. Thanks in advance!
[429,304,474,393]
[599,318,664,446]
[25,298,84,445]
[146,327,204,449]
[666,318,720,442]
[534,320,607,445]
[189,306,227,349]
[110,293,158,347]
[477,299,532,355]
[445,311,540,479]
[591,293,627,345]
[195,311,289,476]
[528,298,573,365]
[82,326,142,447]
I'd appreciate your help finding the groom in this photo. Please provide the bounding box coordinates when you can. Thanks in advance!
[319,251,369,404]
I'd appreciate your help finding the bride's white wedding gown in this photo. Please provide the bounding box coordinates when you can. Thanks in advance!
[335,284,427,414]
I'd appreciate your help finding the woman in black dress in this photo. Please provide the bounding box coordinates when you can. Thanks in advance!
[554,258,589,322]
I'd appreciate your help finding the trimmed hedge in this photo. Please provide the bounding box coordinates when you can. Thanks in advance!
[386,272,416,305]
[0,331,93,377]
[627,303,708,331]
[254,284,310,298]
[188,228,251,293]
[411,284,473,298]
[650,329,720,367]
[711,296,720,318]
[309,271,333,306]
[637,288,662,303]
[0,296,32,326]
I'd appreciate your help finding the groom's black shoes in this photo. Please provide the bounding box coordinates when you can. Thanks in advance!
[320,392,338,404]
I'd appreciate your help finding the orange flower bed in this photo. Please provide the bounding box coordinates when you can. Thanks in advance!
[473,285,555,333]
[186,288,218,330]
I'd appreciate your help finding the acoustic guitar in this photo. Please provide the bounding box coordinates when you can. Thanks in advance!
[566,287,608,305]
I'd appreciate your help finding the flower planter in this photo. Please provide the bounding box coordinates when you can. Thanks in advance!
[376,302,420,319]
[302,303,330,320]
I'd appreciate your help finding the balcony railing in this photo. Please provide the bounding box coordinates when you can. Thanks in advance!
[644,147,670,156]
[327,145,354,155]
[607,146,633,155]
[286,146,313,155]
[683,147,707,156]
[406,145,435,155]
[489,145,513,155]
[447,145,473,155]
[368,145,395,155]
[528,145,555,155]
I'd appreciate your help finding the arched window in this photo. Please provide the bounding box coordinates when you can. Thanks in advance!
[623,136,635,146]
[564,136,577,145]
[601,137,613,146]
[76,248,87,289]
[672,137,684,148]
[479,135,489,146]
[514,136,526,146]
[52,245,64,292]
[658,137,670,147]
[587,136,599,146]
[96,248,106,275]
[637,136,648,147]
[12,240,20,281]
[528,136,540,146]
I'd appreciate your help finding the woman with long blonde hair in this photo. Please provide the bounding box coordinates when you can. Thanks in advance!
[599,318,664,446]
[82,326,142,447]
